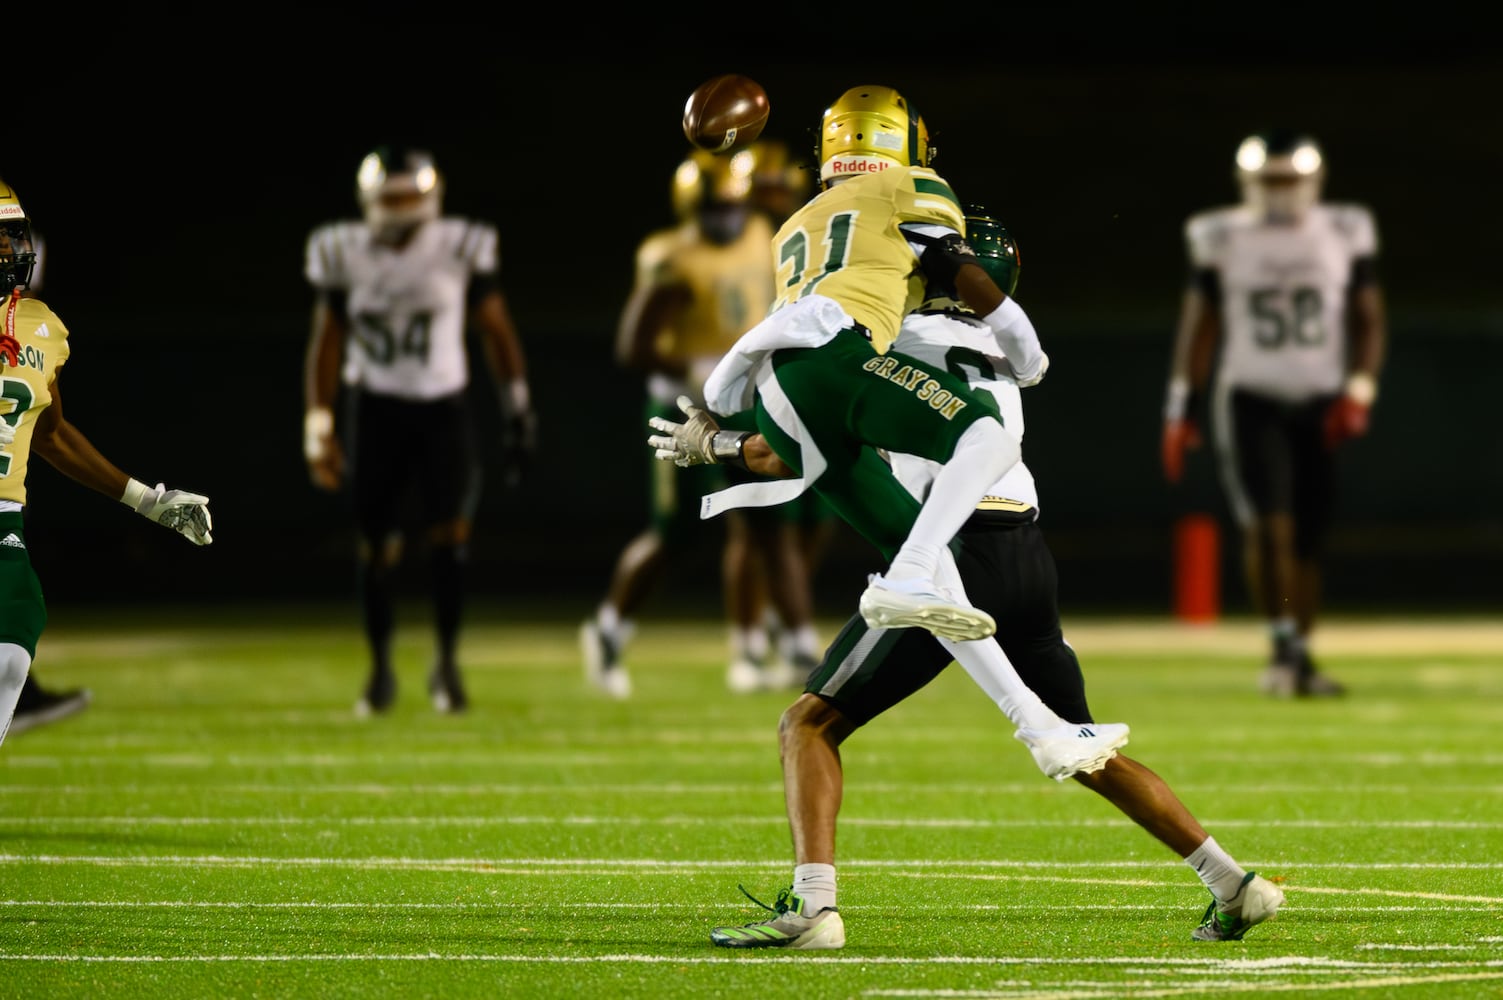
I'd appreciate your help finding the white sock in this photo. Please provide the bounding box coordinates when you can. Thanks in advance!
[885,418,1018,583]
[789,624,821,661]
[792,862,836,915]
[943,634,1062,731]
[597,603,621,636]
[1185,836,1248,905]
[730,626,768,663]
[0,643,33,747]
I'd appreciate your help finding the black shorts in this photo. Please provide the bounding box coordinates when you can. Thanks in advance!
[805,512,1093,727]
[347,389,481,543]
[1216,388,1336,553]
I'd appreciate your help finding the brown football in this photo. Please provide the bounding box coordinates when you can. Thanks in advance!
[682,74,770,154]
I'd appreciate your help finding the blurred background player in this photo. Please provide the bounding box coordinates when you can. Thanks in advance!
[1162,130,1387,697]
[302,145,537,717]
[582,145,810,697]
[0,179,214,744]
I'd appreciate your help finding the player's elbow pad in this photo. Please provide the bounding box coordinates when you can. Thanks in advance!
[982,298,1049,386]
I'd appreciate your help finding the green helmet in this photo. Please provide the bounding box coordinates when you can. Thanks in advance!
[963,205,1020,297]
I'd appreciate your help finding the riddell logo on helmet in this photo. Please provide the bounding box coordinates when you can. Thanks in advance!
[828,156,893,175]
[0,205,23,219]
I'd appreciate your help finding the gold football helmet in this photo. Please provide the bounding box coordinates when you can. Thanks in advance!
[670,147,756,245]
[356,145,444,242]
[1235,129,1324,223]
[817,85,932,187]
[671,147,756,219]
[0,180,38,296]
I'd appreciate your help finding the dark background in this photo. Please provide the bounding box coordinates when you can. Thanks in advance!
[8,24,1501,620]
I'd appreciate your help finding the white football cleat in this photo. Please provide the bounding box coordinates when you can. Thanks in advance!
[1015,721,1130,781]
[858,574,996,641]
[580,620,632,700]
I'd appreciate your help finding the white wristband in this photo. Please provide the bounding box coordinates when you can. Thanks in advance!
[1344,372,1377,406]
[504,379,530,413]
[304,407,334,462]
[120,477,151,511]
[1164,377,1190,421]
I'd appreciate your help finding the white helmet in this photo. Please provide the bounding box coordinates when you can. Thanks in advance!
[1236,130,1324,223]
[357,145,443,241]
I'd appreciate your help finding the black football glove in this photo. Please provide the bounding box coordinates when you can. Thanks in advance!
[499,404,538,489]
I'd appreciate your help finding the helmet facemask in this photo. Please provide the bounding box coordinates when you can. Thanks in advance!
[673,148,755,246]
[1236,132,1324,224]
[0,220,36,297]
[357,147,444,244]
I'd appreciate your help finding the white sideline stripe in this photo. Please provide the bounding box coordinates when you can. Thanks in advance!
[0,901,1484,914]
[896,873,1503,904]
[2,954,1502,973]
[866,972,1503,998]
[3,782,1502,795]
[3,815,1501,832]
[3,854,1501,870]
[7,750,1503,767]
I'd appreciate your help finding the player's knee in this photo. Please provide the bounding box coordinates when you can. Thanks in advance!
[0,643,31,692]
[957,416,1019,476]
[779,693,852,750]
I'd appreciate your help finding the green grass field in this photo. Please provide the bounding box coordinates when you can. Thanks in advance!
[4,607,1502,999]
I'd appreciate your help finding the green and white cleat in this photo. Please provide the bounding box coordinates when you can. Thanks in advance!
[710,886,845,950]
[1192,872,1285,941]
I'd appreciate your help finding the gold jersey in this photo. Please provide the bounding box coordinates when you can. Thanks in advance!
[770,165,965,353]
[0,295,70,504]
[638,213,777,362]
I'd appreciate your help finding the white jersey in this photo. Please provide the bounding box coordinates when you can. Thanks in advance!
[304,217,499,400]
[888,311,1040,512]
[1186,202,1378,402]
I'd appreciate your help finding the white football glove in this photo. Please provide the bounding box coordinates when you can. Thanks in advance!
[647,395,720,467]
[0,419,14,447]
[120,478,214,546]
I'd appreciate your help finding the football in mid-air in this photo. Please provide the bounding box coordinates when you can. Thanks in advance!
[682,74,769,153]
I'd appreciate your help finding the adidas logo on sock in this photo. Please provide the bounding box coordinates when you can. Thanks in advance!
[0,532,24,549]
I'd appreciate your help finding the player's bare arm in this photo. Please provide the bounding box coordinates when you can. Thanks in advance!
[473,288,530,385]
[1347,282,1387,384]
[613,282,692,377]
[28,377,130,499]
[1324,279,1388,448]
[473,286,538,487]
[1162,284,1220,482]
[31,377,213,545]
[302,293,347,491]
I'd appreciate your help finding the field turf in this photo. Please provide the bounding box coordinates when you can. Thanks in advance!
[4,607,1501,998]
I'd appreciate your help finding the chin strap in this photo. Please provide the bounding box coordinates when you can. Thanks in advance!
[1,289,22,367]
